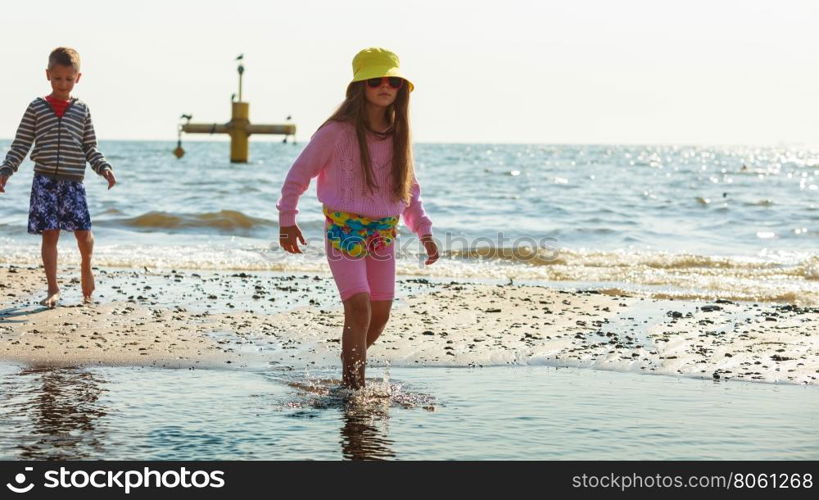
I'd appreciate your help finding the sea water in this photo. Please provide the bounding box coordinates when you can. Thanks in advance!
[0,362,817,460]
[2,141,819,460]
[2,140,819,303]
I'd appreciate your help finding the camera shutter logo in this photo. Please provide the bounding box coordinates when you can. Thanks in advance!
[6,467,35,494]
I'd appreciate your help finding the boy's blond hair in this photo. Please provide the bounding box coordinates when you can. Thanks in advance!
[48,47,81,71]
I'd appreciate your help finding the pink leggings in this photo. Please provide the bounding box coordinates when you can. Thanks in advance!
[325,227,396,302]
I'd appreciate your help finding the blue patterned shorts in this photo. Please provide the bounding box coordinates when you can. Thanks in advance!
[28,173,92,234]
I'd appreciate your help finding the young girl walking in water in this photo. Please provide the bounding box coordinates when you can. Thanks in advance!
[277,47,438,389]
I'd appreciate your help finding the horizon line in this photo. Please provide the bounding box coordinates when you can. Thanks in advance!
[1,138,816,149]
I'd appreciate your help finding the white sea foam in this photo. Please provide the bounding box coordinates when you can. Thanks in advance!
[3,238,819,304]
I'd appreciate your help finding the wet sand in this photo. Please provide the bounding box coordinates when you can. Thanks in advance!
[1,265,817,384]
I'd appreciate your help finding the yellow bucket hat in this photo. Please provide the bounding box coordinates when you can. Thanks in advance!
[351,47,414,92]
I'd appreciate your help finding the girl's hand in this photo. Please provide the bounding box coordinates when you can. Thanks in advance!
[280,225,307,253]
[102,169,117,190]
[421,234,438,265]
[0,175,7,193]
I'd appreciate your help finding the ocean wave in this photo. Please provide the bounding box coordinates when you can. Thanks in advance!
[3,241,819,305]
[444,246,789,271]
[98,210,277,233]
[744,199,776,207]
[436,247,819,304]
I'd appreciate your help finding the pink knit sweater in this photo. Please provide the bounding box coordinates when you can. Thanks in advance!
[276,120,433,238]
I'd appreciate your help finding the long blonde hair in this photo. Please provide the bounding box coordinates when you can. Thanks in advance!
[322,81,414,204]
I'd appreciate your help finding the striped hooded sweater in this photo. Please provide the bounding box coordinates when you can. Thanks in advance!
[0,97,112,182]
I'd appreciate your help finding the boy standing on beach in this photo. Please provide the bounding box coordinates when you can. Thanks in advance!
[0,47,116,308]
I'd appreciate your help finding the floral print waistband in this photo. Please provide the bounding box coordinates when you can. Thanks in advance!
[323,206,399,258]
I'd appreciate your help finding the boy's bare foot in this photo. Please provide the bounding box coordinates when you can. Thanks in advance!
[81,266,95,302]
[39,290,61,309]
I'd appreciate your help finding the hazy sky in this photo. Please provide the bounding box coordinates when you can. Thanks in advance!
[1,0,817,145]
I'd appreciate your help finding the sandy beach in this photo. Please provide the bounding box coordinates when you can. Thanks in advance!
[2,264,817,385]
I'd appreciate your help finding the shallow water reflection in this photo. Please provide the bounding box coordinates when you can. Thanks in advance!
[1,363,817,460]
[277,376,437,460]
[1,365,107,460]
[339,401,395,461]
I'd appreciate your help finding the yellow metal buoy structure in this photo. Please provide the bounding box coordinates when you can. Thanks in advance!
[175,55,296,163]
[173,121,186,158]
[173,117,188,158]
[229,102,250,163]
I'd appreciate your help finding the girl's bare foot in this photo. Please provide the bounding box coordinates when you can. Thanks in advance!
[81,266,95,302]
[39,290,61,309]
